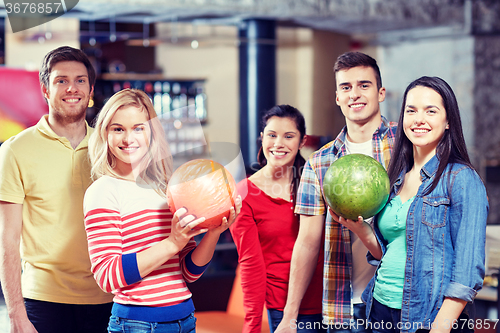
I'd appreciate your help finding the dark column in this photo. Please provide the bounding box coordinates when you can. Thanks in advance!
[470,2,500,329]
[239,19,276,174]
[472,1,500,227]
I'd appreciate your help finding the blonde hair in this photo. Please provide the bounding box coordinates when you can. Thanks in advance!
[88,89,172,195]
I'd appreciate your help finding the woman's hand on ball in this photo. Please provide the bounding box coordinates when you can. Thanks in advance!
[208,195,242,236]
[168,207,208,251]
[329,208,381,259]
[330,208,370,236]
[229,195,243,227]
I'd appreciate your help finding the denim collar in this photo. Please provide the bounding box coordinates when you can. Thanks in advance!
[393,154,440,195]
[420,154,440,181]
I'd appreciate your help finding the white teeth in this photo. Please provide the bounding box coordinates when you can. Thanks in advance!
[413,129,429,133]
[121,147,138,151]
[350,104,365,108]
[65,98,79,103]
[272,151,286,156]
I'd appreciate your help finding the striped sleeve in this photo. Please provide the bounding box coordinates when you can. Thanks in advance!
[85,208,132,293]
[179,240,207,283]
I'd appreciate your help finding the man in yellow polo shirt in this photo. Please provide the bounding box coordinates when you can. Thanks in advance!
[0,46,113,333]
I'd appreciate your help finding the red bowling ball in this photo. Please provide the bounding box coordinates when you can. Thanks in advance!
[167,159,237,229]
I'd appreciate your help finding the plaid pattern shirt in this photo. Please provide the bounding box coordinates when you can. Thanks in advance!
[295,116,397,324]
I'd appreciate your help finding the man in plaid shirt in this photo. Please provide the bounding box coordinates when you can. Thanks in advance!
[276,52,397,333]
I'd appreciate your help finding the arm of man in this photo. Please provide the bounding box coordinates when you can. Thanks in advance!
[0,201,38,333]
[275,214,324,333]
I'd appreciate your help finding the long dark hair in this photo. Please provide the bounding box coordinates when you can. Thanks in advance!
[387,76,473,195]
[257,105,306,201]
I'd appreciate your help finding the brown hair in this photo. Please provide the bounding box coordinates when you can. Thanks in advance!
[39,46,96,90]
[334,51,382,90]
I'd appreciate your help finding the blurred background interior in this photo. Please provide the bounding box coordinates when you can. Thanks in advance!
[0,0,499,332]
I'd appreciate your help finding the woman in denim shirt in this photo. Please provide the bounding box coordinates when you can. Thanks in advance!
[333,76,488,333]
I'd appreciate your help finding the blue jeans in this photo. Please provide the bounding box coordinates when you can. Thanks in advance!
[369,298,474,333]
[369,299,400,333]
[326,303,372,333]
[107,313,196,333]
[268,309,326,333]
[24,298,112,333]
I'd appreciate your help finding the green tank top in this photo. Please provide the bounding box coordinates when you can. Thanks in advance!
[373,195,414,309]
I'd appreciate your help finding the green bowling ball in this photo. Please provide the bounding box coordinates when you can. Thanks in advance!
[323,153,390,220]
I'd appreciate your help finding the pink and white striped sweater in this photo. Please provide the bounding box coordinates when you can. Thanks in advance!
[84,175,204,309]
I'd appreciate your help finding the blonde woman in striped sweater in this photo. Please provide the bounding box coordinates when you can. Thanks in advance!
[84,89,241,333]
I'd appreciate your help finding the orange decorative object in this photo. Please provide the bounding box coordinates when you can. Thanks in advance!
[167,159,237,229]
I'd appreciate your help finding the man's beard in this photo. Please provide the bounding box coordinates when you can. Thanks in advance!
[51,99,89,125]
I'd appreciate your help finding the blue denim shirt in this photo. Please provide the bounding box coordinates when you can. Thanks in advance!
[362,155,488,333]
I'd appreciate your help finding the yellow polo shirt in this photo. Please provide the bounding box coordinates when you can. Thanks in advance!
[0,115,113,304]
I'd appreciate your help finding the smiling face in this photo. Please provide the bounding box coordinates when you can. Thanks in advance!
[261,116,305,169]
[107,106,151,178]
[42,61,93,124]
[403,86,449,156]
[335,66,386,127]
